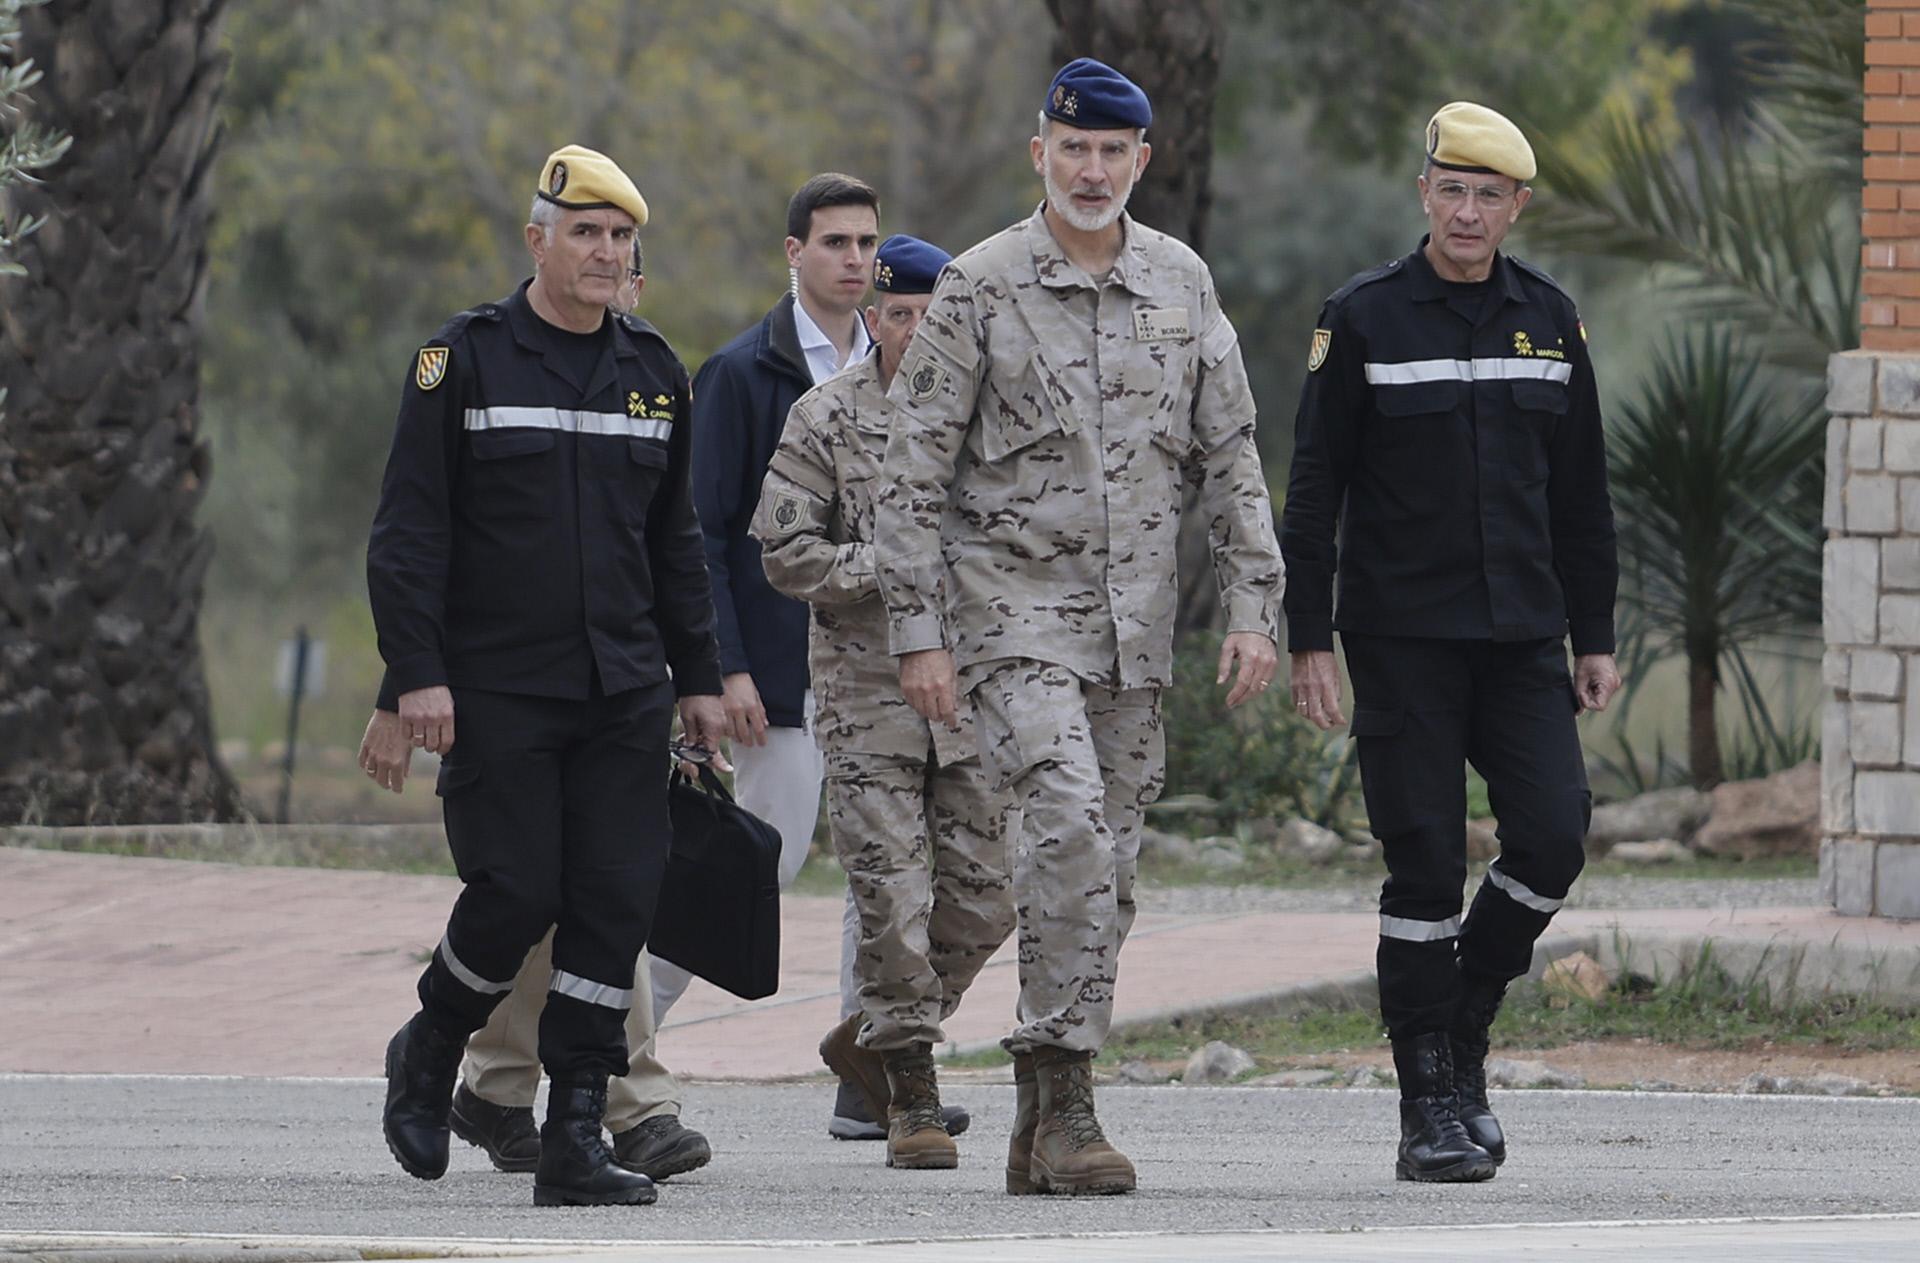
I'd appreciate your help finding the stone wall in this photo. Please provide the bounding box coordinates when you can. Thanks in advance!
[1821,350,1920,918]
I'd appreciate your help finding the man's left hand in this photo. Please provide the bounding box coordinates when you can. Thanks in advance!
[358,709,412,793]
[1218,631,1279,709]
[1574,654,1622,714]
[677,694,733,773]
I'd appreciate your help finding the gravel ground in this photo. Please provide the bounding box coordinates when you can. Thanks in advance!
[1141,872,1822,917]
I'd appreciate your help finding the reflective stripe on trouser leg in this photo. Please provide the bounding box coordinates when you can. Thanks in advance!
[537,680,674,1079]
[1458,865,1567,984]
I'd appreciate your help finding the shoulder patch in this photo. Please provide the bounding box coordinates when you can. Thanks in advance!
[768,490,805,535]
[415,346,449,391]
[905,356,948,404]
[1308,328,1332,372]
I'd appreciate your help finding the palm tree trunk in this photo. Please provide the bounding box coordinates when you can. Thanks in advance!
[1046,0,1228,636]
[1687,650,1723,790]
[0,0,240,823]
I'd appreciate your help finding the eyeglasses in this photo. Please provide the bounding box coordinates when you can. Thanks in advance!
[627,239,644,281]
[1430,180,1519,209]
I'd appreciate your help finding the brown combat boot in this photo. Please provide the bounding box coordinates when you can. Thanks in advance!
[1028,1045,1135,1195]
[819,1012,890,1123]
[882,1044,958,1169]
[1006,1051,1038,1194]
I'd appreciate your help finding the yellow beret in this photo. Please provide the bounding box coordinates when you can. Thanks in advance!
[536,144,649,228]
[1425,102,1535,183]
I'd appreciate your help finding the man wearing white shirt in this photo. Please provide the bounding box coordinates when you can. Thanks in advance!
[686,175,963,1139]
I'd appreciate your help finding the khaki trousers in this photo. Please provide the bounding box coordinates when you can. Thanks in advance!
[460,928,679,1131]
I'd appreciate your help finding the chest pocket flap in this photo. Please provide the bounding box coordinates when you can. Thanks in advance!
[981,345,1077,463]
[628,439,670,469]
[1511,380,1570,414]
[1373,382,1459,418]
[471,429,556,459]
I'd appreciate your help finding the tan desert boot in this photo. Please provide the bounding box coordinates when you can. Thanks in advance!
[882,1044,958,1169]
[818,1012,890,1122]
[1028,1045,1135,1194]
[1006,1051,1038,1194]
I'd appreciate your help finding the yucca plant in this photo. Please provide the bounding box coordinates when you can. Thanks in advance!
[1607,327,1825,788]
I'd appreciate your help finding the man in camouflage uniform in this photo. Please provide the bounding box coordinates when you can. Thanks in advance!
[751,234,1015,1172]
[873,59,1284,1196]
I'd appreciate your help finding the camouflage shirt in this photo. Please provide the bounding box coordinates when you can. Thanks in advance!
[874,206,1283,690]
[751,350,977,765]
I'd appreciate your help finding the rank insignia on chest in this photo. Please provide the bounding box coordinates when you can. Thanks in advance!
[415,346,449,391]
[1307,328,1332,373]
[1513,330,1535,357]
[1132,306,1190,342]
[628,391,645,417]
[770,491,803,533]
[907,358,948,404]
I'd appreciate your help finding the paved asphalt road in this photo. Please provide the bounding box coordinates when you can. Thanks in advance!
[2,1075,1918,1259]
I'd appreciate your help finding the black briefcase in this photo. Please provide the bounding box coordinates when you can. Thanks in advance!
[650,760,783,1000]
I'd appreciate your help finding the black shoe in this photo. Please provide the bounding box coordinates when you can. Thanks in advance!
[449,1084,541,1173]
[612,1114,713,1180]
[532,1077,657,1207]
[382,1014,463,1181]
[1392,1032,1497,1184]
[828,1079,969,1140]
[1452,975,1509,1166]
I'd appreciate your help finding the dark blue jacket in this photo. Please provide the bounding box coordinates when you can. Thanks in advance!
[690,294,815,728]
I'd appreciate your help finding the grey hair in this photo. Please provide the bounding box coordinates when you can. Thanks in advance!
[528,195,561,243]
[1036,111,1145,146]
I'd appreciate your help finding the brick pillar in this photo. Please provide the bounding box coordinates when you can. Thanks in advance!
[1823,1,1920,916]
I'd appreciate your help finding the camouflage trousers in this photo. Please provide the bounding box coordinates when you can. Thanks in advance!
[968,659,1165,1055]
[824,749,1016,1049]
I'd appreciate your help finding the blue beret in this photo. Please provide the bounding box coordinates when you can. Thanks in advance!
[1043,57,1152,132]
[872,234,951,294]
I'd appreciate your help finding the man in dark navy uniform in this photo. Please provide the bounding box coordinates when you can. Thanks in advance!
[366,143,727,1208]
[1280,103,1621,1184]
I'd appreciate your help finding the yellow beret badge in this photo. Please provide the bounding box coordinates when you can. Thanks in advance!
[1308,328,1332,373]
[416,346,449,391]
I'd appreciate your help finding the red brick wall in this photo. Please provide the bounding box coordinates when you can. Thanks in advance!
[1865,2,1920,349]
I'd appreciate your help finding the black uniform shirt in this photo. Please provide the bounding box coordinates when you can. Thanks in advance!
[367,279,723,708]
[1279,241,1618,656]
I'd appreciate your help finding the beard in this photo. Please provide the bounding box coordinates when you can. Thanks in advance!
[1043,163,1132,232]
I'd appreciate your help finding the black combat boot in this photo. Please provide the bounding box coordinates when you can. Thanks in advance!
[449,1083,541,1173]
[612,1113,713,1180]
[1451,974,1509,1166]
[1391,1031,1497,1183]
[533,1077,657,1207]
[382,1013,465,1180]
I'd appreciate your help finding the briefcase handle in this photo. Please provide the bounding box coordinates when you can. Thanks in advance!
[668,743,737,804]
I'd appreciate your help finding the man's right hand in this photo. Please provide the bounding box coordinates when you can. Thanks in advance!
[398,685,456,754]
[900,648,959,731]
[722,672,769,747]
[1289,650,1346,731]
[359,709,413,793]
